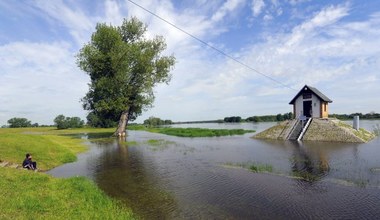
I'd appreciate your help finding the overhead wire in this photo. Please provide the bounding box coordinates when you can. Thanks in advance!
[126,0,297,91]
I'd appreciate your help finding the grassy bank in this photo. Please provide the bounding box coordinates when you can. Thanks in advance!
[128,125,255,137]
[0,127,134,219]
[0,127,114,170]
[0,167,135,219]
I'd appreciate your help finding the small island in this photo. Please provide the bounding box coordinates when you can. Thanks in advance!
[254,85,376,143]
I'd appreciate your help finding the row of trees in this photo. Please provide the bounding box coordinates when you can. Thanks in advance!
[246,112,293,122]
[143,117,172,127]
[3,115,84,129]
[222,113,294,123]
[329,112,380,120]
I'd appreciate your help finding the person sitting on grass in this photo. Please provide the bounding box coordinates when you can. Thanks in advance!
[22,153,37,171]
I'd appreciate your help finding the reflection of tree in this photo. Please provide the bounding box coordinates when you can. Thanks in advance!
[287,141,330,182]
[92,138,176,219]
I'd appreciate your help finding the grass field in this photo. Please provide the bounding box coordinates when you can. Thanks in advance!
[0,167,135,219]
[128,125,255,137]
[0,127,134,219]
[0,127,114,170]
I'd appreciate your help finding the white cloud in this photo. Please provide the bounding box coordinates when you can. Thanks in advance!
[104,0,123,26]
[251,0,265,17]
[211,0,246,22]
[287,0,311,6]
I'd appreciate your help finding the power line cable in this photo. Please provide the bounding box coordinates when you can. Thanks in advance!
[126,0,296,91]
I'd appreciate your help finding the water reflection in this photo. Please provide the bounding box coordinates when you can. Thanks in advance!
[287,141,330,182]
[92,138,177,219]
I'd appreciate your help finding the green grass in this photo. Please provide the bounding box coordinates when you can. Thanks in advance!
[128,125,255,137]
[0,167,135,219]
[0,127,114,170]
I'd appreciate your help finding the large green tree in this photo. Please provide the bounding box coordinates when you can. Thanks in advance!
[77,17,175,136]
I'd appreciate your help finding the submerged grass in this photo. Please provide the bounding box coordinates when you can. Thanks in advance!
[223,162,274,173]
[128,125,255,137]
[145,139,176,151]
[0,167,135,219]
[249,164,273,173]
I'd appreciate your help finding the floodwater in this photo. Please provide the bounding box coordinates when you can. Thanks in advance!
[48,120,380,219]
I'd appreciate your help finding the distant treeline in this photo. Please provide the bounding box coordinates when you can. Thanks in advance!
[329,112,380,120]
[2,115,84,129]
[170,113,295,124]
[245,112,293,122]
[223,113,293,123]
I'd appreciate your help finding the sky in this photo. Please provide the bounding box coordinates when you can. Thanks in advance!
[0,0,380,125]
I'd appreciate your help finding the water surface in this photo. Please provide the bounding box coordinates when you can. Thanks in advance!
[48,121,380,219]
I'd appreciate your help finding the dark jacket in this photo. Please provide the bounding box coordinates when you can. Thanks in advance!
[22,158,32,169]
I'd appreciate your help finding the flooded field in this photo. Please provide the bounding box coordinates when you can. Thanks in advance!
[48,120,380,219]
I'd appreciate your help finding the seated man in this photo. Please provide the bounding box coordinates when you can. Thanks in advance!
[22,153,37,170]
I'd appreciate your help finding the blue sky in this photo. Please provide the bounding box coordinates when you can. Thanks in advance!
[1,0,380,125]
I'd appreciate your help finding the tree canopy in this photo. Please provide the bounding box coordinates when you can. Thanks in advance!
[77,17,175,135]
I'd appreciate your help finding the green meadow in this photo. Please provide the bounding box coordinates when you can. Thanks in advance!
[0,127,135,220]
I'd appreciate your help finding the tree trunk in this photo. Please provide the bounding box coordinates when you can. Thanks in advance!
[114,109,129,137]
